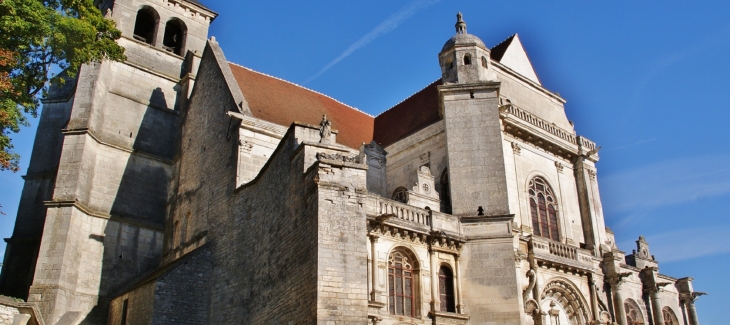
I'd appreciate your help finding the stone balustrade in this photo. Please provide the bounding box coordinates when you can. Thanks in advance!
[531,237,594,270]
[549,241,577,260]
[502,104,598,153]
[371,197,431,227]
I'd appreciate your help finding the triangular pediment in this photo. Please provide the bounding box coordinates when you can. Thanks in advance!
[491,34,541,85]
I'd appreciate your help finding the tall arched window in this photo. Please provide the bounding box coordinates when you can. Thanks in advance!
[439,169,451,214]
[481,56,488,68]
[392,187,408,204]
[163,18,187,55]
[624,299,645,325]
[528,177,560,241]
[388,249,418,317]
[662,307,679,325]
[438,265,455,312]
[134,7,159,45]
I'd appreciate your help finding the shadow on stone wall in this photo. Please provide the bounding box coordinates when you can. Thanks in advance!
[81,88,179,324]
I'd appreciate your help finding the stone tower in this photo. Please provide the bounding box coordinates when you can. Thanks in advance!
[0,0,216,323]
[438,13,506,216]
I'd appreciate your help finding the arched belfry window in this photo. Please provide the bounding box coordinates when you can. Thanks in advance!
[388,249,418,317]
[163,18,187,55]
[438,265,455,312]
[392,187,408,204]
[133,6,159,45]
[528,176,560,241]
[464,54,472,65]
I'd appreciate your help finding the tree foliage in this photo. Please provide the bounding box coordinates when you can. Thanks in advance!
[0,0,125,171]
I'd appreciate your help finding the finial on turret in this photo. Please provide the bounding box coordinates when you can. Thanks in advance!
[455,12,467,34]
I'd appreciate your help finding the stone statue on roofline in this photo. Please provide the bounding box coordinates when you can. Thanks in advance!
[320,114,332,143]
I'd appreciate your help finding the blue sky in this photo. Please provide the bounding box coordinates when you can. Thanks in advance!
[1,0,728,322]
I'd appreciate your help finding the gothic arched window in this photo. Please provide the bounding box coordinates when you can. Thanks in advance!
[528,177,560,241]
[663,307,679,325]
[438,265,455,312]
[624,300,645,325]
[163,18,187,55]
[392,187,408,204]
[388,249,418,317]
[133,6,159,45]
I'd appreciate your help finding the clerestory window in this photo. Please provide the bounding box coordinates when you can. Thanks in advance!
[438,265,455,312]
[528,176,560,241]
[388,249,418,317]
[133,6,159,45]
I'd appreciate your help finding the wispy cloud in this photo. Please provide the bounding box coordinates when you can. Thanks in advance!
[619,226,730,263]
[601,154,730,215]
[303,0,441,85]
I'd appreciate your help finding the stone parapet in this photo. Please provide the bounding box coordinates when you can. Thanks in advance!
[500,102,599,162]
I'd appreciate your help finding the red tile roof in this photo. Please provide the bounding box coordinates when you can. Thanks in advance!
[227,63,374,149]
[373,79,443,147]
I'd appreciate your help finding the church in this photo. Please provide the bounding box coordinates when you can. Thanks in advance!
[0,0,705,324]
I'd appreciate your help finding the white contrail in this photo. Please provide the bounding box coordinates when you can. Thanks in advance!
[303,0,441,85]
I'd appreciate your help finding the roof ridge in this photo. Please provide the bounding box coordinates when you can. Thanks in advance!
[375,78,441,118]
[491,33,517,50]
[227,62,374,118]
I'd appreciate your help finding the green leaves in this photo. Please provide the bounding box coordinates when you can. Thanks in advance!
[0,0,125,171]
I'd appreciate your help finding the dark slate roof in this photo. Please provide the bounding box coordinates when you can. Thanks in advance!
[227,63,374,149]
[373,79,443,147]
[489,34,516,62]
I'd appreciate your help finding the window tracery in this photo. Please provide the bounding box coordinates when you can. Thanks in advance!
[624,300,645,325]
[388,250,417,317]
[392,187,408,204]
[662,307,679,325]
[528,176,560,241]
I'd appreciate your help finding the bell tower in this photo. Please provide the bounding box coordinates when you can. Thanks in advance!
[438,13,508,216]
[0,0,216,324]
[438,12,496,84]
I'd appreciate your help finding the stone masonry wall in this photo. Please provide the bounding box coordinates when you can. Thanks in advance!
[384,121,447,211]
[460,238,521,324]
[441,84,510,216]
[0,305,18,325]
[312,154,370,323]
[0,94,74,299]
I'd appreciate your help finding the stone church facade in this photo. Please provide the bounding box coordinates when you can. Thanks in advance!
[0,1,704,324]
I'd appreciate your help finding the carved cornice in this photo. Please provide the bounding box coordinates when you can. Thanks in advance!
[367,218,464,253]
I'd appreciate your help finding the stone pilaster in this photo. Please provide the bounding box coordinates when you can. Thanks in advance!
[676,277,704,325]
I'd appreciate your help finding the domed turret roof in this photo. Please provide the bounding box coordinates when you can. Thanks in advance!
[441,12,487,52]
[441,33,487,52]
